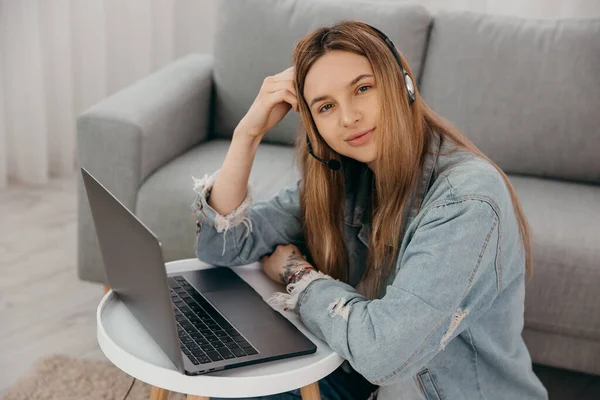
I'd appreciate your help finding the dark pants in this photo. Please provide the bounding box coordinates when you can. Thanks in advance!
[211,363,378,400]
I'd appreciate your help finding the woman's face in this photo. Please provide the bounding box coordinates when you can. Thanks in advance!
[303,50,379,168]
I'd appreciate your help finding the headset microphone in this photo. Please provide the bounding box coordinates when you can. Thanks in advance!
[306,134,341,170]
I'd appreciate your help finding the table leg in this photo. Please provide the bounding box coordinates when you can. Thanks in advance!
[187,396,210,400]
[300,382,321,400]
[150,386,169,400]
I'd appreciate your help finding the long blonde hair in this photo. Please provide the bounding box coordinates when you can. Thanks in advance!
[292,20,533,299]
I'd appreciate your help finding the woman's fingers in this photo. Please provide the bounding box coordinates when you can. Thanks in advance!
[264,89,297,112]
[265,79,296,96]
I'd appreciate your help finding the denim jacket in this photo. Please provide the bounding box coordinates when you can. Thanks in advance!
[190,131,548,400]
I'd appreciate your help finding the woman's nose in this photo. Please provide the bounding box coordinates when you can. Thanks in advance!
[340,106,361,127]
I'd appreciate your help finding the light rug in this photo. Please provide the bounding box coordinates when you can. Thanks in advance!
[1,355,187,400]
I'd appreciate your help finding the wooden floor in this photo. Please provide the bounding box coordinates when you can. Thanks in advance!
[0,171,107,395]
[1,172,599,398]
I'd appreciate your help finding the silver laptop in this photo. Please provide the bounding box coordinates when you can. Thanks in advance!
[81,167,317,375]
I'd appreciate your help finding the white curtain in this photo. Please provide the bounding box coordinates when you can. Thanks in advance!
[0,0,598,188]
[0,0,218,188]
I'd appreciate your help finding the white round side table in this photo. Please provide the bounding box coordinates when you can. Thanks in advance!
[97,258,344,399]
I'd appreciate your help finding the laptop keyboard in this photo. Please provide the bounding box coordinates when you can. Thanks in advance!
[168,276,259,365]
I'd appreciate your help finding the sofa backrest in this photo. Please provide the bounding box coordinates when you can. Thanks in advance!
[212,0,432,146]
[420,11,600,183]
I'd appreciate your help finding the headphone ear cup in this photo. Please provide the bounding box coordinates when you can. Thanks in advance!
[404,73,416,104]
[404,73,415,97]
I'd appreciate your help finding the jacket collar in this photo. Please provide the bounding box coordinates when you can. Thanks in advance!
[343,130,443,246]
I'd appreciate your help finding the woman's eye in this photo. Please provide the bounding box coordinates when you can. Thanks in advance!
[318,85,371,114]
[319,104,332,113]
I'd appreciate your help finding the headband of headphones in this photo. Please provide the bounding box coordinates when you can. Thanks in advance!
[366,24,416,105]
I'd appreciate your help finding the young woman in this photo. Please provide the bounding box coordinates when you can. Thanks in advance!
[191,21,548,400]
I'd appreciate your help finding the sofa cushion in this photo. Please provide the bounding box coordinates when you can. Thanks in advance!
[212,0,432,145]
[420,11,600,183]
[135,139,300,262]
[508,175,600,342]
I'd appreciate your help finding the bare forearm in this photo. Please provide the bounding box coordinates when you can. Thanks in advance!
[208,127,262,215]
[280,250,315,285]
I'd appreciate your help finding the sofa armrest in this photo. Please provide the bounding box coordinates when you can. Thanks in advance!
[76,53,214,284]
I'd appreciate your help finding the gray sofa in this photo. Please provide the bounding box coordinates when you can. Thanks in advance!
[77,0,600,377]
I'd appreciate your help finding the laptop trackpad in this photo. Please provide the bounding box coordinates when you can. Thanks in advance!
[204,290,283,329]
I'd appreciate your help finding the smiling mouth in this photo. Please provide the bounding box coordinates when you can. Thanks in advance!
[345,128,375,146]
[346,128,375,142]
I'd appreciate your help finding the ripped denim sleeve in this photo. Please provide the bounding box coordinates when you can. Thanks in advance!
[190,169,254,256]
[266,270,335,314]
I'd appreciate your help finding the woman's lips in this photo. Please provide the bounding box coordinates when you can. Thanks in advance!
[346,128,374,146]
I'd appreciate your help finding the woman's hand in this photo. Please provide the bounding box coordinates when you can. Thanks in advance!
[237,66,299,140]
[260,244,315,285]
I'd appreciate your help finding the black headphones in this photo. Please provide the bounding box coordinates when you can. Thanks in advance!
[306,24,416,171]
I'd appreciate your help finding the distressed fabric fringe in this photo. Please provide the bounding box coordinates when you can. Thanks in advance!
[191,169,254,256]
[267,270,335,313]
[327,297,351,320]
[440,308,469,350]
